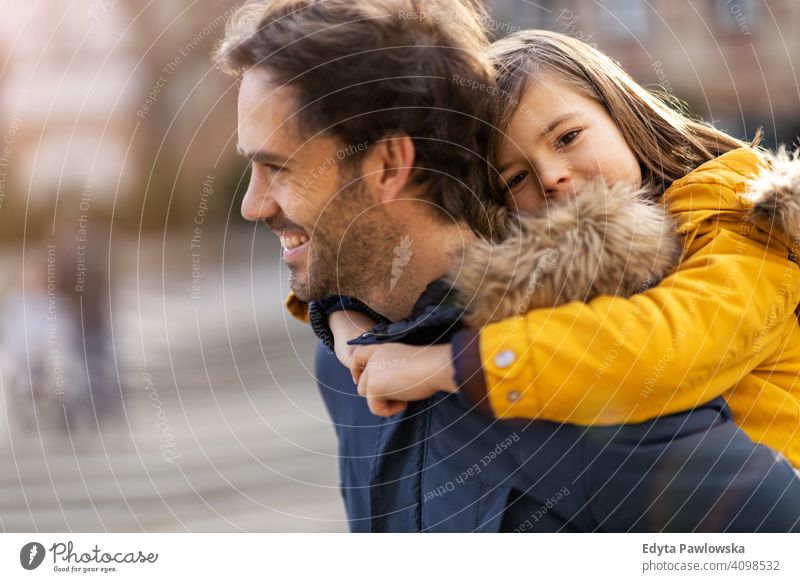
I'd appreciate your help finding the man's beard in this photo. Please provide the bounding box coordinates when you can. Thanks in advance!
[290,173,401,304]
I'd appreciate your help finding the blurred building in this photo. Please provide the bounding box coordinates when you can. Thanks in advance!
[0,2,347,532]
[2,0,798,245]
[0,0,241,241]
[486,0,800,147]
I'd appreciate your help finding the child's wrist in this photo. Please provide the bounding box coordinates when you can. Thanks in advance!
[329,310,377,342]
[429,344,458,393]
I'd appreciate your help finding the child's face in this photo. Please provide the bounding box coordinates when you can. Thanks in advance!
[497,73,642,213]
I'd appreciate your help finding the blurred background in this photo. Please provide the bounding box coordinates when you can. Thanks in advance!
[0,0,797,532]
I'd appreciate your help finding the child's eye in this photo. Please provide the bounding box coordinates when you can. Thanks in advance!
[557,129,581,147]
[505,171,528,190]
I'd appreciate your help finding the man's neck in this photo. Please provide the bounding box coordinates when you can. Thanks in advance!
[360,220,474,322]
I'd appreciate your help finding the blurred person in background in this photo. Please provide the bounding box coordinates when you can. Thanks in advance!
[53,209,120,433]
[0,212,119,439]
[0,251,58,435]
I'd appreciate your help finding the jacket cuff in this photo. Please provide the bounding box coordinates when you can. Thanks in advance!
[451,328,494,417]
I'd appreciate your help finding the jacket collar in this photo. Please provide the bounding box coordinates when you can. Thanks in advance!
[348,279,463,346]
[449,179,682,328]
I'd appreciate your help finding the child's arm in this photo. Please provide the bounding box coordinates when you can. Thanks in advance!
[454,226,800,423]
[352,227,800,421]
[328,310,378,369]
[286,293,382,367]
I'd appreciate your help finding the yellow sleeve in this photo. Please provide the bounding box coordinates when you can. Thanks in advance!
[478,226,800,424]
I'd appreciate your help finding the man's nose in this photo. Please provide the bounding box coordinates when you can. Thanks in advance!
[240,167,281,221]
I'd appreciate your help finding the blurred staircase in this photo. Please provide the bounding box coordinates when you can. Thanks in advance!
[0,230,348,532]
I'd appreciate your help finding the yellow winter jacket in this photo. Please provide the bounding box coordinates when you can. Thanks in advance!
[459,148,800,467]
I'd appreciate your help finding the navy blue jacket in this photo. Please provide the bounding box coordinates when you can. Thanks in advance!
[312,283,800,532]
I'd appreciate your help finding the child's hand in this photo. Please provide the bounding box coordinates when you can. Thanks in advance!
[351,343,457,417]
[328,310,377,369]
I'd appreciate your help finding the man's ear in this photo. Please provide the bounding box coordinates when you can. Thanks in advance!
[359,134,416,203]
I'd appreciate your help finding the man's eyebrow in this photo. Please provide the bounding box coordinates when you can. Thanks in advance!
[236,144,290,166]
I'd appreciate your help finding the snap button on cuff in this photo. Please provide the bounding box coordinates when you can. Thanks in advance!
[507,390,521,402]
[494,349,516,368]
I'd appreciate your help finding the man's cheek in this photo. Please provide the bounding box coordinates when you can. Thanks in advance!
[267,182,299,218]
[286,172,318,209]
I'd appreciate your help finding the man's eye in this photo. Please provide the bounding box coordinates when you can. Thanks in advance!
[558,130,581,147]
[505,171,528,190]
[259,163,283,175]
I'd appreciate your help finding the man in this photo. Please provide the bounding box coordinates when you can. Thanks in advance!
[217,0,800,531]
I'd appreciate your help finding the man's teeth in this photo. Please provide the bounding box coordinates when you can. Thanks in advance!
[280,234,309,249]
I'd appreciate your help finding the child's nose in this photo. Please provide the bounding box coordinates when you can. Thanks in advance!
[539,164,571,199]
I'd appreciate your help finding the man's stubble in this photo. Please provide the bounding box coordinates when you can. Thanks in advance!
[291,173,403,311]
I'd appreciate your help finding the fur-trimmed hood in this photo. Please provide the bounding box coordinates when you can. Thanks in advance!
[746,147,800,247]
[450,147,800,328]
[449,181,681,327]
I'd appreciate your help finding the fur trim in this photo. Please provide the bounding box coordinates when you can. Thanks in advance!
[746,147,800,242]
[448,181,682,327]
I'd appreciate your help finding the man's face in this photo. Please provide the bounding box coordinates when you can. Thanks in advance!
[237,68,387,301]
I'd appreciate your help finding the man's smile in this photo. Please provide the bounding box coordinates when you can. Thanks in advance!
[279,230,310,260]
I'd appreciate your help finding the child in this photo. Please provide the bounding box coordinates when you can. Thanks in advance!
[322,30,800,469]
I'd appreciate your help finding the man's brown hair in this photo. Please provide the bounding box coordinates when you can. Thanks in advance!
[215,0,505,237]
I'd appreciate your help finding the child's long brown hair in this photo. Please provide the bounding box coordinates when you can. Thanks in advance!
[487,30,760,197]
